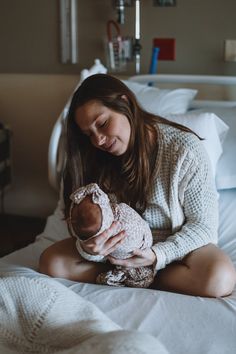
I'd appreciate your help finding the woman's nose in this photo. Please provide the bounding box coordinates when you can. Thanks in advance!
[93,133,106,146]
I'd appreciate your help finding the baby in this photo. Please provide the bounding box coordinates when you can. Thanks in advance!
[68,183,155,288]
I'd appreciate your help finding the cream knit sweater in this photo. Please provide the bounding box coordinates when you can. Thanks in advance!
[143,124,219,271]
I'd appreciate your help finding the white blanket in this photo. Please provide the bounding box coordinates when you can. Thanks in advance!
[0,271,168,354]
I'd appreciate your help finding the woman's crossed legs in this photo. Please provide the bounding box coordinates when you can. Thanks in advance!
[39,239,236,297]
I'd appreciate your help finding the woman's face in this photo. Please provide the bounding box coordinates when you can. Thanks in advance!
[75,99,131,156]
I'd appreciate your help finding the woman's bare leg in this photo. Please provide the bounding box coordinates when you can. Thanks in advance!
[151,244,236,297]
[39,238,112,283]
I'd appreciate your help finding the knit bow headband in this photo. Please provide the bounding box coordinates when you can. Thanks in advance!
[69,183,114,239]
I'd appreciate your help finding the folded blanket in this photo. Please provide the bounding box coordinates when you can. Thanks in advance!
[0,273,168,354]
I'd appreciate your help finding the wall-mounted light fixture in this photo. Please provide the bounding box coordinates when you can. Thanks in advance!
[59,0,78,64]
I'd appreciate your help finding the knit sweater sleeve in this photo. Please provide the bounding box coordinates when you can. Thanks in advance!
[152,134,219,271]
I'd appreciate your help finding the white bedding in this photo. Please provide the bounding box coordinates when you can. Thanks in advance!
[1,77,236,353]
[1,188,236,354]
[0,274,166,354]
[189,105,236,190]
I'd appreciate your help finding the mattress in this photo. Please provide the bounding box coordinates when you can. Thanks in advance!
[1,188,236,354]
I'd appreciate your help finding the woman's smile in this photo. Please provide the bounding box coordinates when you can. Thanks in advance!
[102,138,116,151]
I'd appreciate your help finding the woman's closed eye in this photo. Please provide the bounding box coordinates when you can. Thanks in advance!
[81,118,109,137]
[98,120,108,128]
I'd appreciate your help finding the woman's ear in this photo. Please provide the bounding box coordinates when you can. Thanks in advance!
[121,95,129,103]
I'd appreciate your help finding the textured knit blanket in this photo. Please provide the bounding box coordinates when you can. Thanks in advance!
[0,272,168,354]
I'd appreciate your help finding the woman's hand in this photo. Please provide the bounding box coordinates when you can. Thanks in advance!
[81,221,126,257]
[107,248,157,268]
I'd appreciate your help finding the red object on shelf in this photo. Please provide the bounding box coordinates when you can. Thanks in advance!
[153,38,176,60]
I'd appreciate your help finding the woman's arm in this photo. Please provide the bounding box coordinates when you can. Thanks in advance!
[152,138,219,271]
[108,136,218,272]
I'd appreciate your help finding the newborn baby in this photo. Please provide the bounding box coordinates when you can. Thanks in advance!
[68,183,155,288]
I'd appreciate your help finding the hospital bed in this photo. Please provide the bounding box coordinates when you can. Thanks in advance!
[1,60,236,353]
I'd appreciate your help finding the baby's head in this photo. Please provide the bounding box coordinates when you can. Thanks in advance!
[69,183,115,241]
[70,195,102,240]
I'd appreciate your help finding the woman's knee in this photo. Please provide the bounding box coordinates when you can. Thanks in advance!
[39,238,81,279]
[39,247,67,278]
[202,259,236,297]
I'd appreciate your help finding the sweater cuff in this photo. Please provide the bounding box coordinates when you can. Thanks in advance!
[76,239,106,263]
[151,245,167,271]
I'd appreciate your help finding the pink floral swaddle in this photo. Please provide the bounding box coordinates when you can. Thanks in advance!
[69,183,155,288]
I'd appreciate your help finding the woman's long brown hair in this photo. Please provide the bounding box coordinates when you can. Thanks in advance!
[64,74,199,218]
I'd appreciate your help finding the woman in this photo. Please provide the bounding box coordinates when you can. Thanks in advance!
[39,74,236,297]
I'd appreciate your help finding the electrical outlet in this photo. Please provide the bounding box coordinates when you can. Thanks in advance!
[153,38,176,60]
[224,39,236,62]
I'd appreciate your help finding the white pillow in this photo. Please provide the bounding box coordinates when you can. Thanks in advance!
[164,112,229,179]
[186,107,236,190]
[214,108,236,190]
[123,80,197,115]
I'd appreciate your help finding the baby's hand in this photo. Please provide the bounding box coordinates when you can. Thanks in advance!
[81,222,126,257]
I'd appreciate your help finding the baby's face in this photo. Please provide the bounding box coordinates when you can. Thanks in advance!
[70,195,102,240]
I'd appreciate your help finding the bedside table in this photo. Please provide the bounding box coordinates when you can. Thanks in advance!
[0,214,46,257]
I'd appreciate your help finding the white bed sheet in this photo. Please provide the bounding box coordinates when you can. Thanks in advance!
[1,188,236,354]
